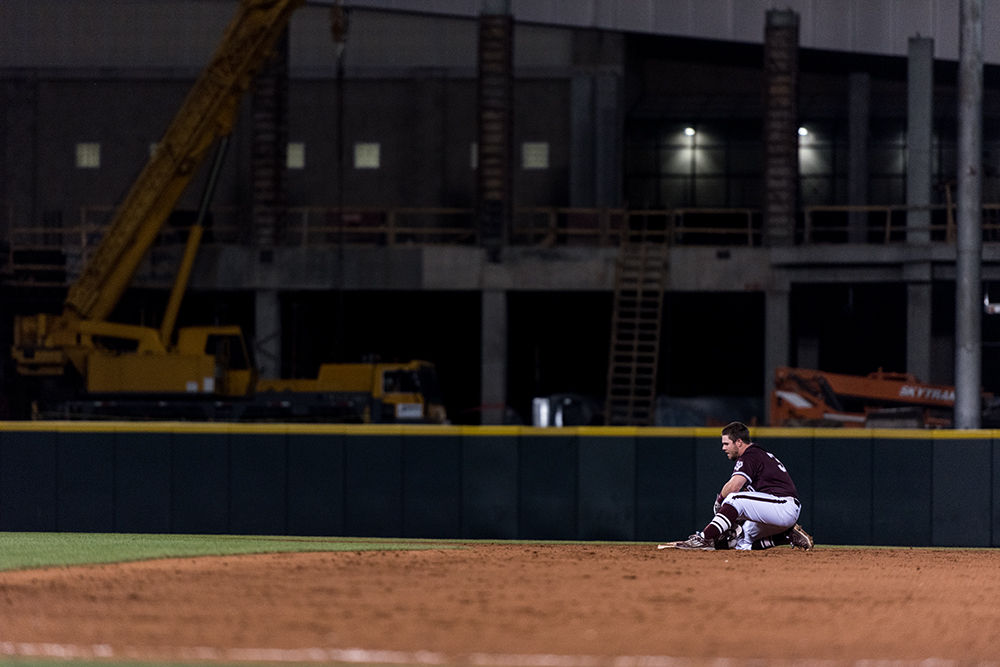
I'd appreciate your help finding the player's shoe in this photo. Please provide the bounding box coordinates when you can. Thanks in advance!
[674,533,716,550]
[714,523,743,550]
[788,524,814,550]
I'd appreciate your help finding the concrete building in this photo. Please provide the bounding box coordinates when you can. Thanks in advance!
[3,0,1000,425]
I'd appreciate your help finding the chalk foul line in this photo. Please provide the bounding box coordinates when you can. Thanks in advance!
[0,641,990,667]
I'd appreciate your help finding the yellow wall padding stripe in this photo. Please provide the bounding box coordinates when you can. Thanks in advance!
[1,421,997,440]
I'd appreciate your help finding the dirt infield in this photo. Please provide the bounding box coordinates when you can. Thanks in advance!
[1,543,998,664]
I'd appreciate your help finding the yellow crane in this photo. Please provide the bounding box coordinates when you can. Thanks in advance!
[11,0,446,423]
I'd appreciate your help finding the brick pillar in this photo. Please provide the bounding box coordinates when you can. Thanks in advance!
[477,3,512,262]
[252,29,289,259]
[762,9,799,246]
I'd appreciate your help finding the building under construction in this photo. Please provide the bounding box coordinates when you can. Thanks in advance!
[2,0,1000,426]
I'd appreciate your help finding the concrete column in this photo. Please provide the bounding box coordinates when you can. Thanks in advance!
[569,74,596,207]
[907,37,934,244]
[594,72,622,207]
[570,71,622,209]
[905,262,933,381]
[905,39,934,384]
[569,30,623,210]
[255,289,281,379]
[480,289,507,425]
[847,72,870,242]
[764,279,791,424]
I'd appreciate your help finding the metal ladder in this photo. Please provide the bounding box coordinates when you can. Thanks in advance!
[604,218,669,426]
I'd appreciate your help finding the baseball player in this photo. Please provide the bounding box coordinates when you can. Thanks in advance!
[674,421,814,551]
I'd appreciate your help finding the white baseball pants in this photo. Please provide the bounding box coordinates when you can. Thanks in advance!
[723,491,801,551]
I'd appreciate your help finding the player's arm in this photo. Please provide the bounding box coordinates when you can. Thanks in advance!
[718,474,747,502]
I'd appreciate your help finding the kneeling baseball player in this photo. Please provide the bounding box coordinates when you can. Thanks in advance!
[673,421,814,551]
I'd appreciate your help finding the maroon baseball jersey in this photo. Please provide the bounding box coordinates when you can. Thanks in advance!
[732,443,799,499]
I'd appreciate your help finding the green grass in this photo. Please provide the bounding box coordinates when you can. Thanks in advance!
[0,532,454,572]
[0,532,459,666]
[0,663,199,667]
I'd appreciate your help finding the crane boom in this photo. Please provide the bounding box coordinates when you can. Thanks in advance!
[67,0,303,322]
[9,1,450,426]
[13,0,303,378]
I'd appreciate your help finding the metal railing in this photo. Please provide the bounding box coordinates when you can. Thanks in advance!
[801,203,1000,243]
[5,201,1000,285]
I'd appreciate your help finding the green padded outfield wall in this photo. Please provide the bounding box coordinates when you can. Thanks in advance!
[0,423,998,547]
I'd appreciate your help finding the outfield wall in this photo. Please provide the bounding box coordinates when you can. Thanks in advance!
[0,423,997,547]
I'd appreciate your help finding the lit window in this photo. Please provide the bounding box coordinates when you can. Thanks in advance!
[470,142,478,169]
[522,141,549,170]
[76,142,101,169]
[354,142,380,169]
[287,142,306,169]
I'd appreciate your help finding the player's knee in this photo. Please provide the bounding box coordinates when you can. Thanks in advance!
[717,501,740,523]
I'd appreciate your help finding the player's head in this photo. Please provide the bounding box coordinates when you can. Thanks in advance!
[721,421,750,460]
[721,421,750,445]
